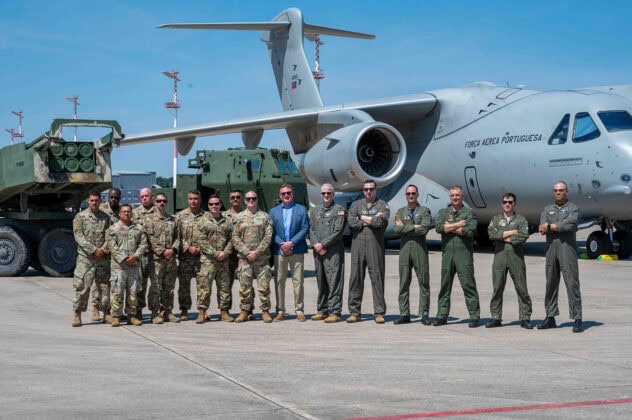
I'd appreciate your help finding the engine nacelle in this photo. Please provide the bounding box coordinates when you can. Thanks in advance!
[298,121,407,192]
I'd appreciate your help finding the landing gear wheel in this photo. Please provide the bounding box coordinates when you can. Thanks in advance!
[38,228,77,277]
[586,231,613,259]
[0,227,31,277]
[612,230,632,260]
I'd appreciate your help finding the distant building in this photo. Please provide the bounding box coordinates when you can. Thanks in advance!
[101,171,158,205]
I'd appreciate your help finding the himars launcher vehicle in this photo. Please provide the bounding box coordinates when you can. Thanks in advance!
[0,119,122,277]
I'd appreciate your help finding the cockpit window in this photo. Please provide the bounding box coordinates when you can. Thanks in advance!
[548,114,569,145]
[573,112,600,142]
[597,111,632,132]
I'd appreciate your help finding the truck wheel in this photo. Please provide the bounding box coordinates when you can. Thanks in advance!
[38,228,77,277]
[0,227,31,277]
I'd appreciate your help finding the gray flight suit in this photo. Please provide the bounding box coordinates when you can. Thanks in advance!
[309,202,347,317]
[540,201,582,320]
[347,198,390,316]
[394,204,432,317]
[487,213,532,321]
[435,206,480,320]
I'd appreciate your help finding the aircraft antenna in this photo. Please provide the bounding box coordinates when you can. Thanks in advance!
[10,110,24,142]
[65,95,79,141]
[162,69,181,188]
[311,34,325,90]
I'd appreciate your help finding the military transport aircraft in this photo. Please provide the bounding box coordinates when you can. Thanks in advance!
[122,7,632,259]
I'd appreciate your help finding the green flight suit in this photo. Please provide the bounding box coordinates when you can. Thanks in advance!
[487,212,532,321]
[435,206,480,320]
[394,204,431,317]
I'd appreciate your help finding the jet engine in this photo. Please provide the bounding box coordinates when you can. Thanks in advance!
[298,121,407,192]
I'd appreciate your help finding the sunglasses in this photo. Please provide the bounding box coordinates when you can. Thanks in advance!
[363,187,376,192]
[280,191,293,196]
[553,189,566,192]
[229,195,241,200]
[405,192,417,196]
[208,202,221,206]
[245,197,257,201]
[155,199,167,203]
[321,191,332,196]
[502,200,515,205]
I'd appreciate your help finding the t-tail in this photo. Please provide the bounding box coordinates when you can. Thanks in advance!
[159,7,374,112]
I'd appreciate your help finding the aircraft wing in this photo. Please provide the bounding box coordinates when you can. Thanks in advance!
[121,93,438,153]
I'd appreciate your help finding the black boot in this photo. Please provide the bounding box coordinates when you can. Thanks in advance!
[537,317,557,329]
[393,316,410,325]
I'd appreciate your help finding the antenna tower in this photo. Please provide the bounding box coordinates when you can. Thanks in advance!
[11,110,24,141]
[162,70,181,188]
[5,128,16,145]
[65,95,79,141]
[311,34,325,89]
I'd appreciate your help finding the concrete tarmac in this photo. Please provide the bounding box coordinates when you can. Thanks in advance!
[1,231,631,419]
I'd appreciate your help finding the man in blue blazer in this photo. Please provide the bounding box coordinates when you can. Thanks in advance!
[269,183,309,322]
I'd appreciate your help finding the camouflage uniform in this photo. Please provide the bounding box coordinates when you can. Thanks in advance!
[197,213,233,310]
[99,202,120,223]
[347,198,390,317]
[540,201,582,320]
[92,202,119,310]
[72,208,111,313]
[143,211,179,314]
[223,208,243,309]
[232,209,273,312]
[309,202,347,317]
[435,206,480,320]
[131,205,157,313]
[487,213,532,321]
[176,208,205,312]
[394,204,432,317]
[106,220,148,317]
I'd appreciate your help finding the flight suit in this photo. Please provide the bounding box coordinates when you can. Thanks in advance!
[131,205,157,313]
[435,206,480,320]
[176,208,205,313]
[540,201,582,319]
[309,202,347,317]
[394,204,432,317]
[347,198,390,316]
[487,213,532,321]
[197,213,233,311]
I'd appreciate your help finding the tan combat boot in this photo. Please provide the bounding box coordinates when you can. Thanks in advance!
[91,306,101,322]
[165,310,180,323]
[111,316,120,327]
[196,309,206,324]
[220,310,235,322]
[72,310,82,327]
[262,311,272,323]
[234,310,249,323]
[151,311,164,324]
[128,315,142,326]
[103,310,113,325]
[180,309,189,321]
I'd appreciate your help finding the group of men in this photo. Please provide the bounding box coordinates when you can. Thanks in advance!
[71,179,583,333]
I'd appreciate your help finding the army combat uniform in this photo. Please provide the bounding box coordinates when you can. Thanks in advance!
[175,208,205,317]
[197,213,233,316]
[232,209,273,313]
[143,211,179,318]
[106,220,148,319]
[394,204,432,318]
[132,205,157,316]
[487,213,532,321]
[309,202,347,317]
[223,208,244,309]
[540,201,582,320]
[72,208,111,317]
[435,206,480,320]
[347,198,390,317]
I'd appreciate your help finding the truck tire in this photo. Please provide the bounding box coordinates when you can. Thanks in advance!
[38,228,77,277]
[0,226,31,277]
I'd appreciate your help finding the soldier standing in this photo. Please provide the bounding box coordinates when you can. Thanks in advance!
[131,187,157,320]
[71,191,111,327]
[309,183,346,323]
[393,184,432,325]
[433,185,481,328]
[486,193,533,329]
[232,191,274,323]
[196,195,234,323]
[175,190,205,321]
[106,204,148,327]
[143,193,180,324]
[347,179,390,324]
[537,181,583,333]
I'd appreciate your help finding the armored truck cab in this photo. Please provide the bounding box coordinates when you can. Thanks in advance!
[0,119,123,277]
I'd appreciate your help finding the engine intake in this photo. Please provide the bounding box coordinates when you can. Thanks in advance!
[299,121,406,192]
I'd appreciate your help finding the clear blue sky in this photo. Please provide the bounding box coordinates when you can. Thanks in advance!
[2,0,632,178]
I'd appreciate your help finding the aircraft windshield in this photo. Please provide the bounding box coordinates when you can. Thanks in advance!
[548,114,569,145]
[597,111,632,132]
[573,112,600,143]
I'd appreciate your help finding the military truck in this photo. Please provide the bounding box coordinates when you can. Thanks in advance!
[154,147,308,213]
[0,119,122,277]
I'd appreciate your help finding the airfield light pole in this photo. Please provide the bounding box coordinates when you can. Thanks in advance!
[65,95,79,141]
[311,34,325,89]
[10,110,24,143]
[162,69,180,189]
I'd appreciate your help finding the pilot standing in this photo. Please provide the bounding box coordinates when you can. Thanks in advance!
[347,179,390,324]
[486,193,533,329]
[537,181,583,333]
[393,184,432,325]
[433,185,481,327]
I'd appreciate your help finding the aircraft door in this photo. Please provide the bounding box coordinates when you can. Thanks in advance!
[464,166,486,208]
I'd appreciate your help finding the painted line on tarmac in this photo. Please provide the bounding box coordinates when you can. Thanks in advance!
[346,397,632,419]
